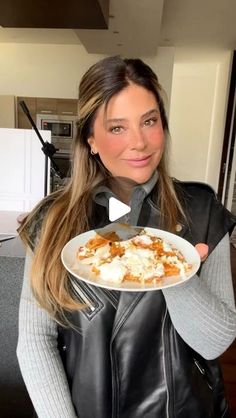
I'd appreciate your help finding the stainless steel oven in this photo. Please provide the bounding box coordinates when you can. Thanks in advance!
[36,113,77,153]
[50,151,72,191]
[36,113,76,191]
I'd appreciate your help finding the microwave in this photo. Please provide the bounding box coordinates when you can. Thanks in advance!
[36,114,77,153]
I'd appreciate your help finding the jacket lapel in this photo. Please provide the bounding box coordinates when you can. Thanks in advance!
[111,291,144,341]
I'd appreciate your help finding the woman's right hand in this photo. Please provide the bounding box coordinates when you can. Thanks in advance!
[195,243,209,262]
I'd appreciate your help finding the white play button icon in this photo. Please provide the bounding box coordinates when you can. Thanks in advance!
[109,197,131,222]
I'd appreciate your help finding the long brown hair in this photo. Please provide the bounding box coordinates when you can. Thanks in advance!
[19,56,184,321]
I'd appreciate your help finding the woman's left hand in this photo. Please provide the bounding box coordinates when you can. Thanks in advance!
[195,243,209,262]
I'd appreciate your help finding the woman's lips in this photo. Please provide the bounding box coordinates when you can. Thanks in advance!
[124,155,152,167]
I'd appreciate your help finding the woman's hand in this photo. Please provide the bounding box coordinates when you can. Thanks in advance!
[195,243,209,262]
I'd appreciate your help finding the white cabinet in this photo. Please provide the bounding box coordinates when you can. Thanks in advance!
[0,128,51,211]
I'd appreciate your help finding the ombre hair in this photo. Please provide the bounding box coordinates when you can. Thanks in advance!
[19,56,184,322]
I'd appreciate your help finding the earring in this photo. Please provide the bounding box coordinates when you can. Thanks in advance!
[91,149,96,155]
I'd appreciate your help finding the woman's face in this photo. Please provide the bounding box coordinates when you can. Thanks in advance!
[88,83,165,184]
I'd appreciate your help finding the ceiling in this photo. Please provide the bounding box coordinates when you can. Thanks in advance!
[0,0,235,55]
[0,0,109,29]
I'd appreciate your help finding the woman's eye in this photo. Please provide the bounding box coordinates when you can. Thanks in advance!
[143,117,157,127]
[110,126,123,134]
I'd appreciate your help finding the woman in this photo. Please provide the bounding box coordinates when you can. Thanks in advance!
[17,56,236,418]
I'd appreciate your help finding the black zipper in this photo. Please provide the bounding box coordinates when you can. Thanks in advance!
[193,358,213,390]
[163,308,175,418]
[110,346,119,418]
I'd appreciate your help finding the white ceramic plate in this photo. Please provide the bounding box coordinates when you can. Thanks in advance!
[61,226,201,292]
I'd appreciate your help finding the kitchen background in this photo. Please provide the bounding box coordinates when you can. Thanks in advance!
[0,1,236,416]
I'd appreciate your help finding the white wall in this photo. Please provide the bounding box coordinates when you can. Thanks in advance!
[0,43,106,98]
[169,48,232,191]
[0,43,174,105]
[144,47,175,113]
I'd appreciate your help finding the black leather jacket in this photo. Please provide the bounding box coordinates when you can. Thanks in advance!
[58,181,236,418]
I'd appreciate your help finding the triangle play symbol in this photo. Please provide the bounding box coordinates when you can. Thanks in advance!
[108,197,131,222]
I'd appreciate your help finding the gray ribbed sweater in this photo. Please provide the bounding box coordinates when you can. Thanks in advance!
[17,234,236,418]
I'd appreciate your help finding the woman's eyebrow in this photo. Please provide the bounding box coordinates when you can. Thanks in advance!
[105,117,127,124]
[141,109,159,119]
[105,109,159,124]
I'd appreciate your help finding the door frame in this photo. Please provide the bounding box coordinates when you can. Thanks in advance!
[217,51,236,209]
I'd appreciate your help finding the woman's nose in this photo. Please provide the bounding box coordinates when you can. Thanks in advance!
[129,128,147,150]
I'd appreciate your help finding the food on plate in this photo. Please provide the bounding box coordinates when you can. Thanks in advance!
[76,229,192,285]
